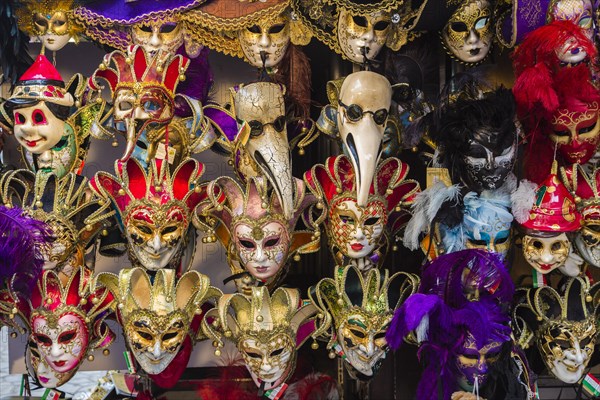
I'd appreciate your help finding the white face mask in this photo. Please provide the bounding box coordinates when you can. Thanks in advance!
[542,323,596,383]
[131,22,184,55]
[574,225,600,267]
[522,233,571,274]
[338,314,389,377]
[555,37,588,64]
[42,34,71,52]
[337,10,391,64]
[13,103,66,154]
[240,334,294,389]
[442,0,492,63]
[337,71,392,207]
[238,15,290,68]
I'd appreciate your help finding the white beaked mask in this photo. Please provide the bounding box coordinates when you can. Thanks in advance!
[337,71,392,207]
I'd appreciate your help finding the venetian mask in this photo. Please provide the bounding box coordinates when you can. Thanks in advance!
[337,10,391,64]
[131,21,184,55]
[239,330,295,387]
[522,233,571,274]
[338,311,390,377]
[548,0,594,40]
[31,312,89,374]
[574,223,600,267]
[337,71,392,207]
[13,103,67,154]
[27,339,76,388]
[442,0,493,63]
[455,333,503,391]
[38,213,79,271]
[233,82,294,219]
[329,197,386,262]
[125,204,187,271]
[539,320,596,383]
[238,14,290,68]
[34,11,71,52]
[550,103,600,165]
[35,123,77,179]
[461,131,518,192]
[232,218,290,281]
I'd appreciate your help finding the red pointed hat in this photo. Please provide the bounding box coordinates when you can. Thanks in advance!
[522,162,582,232]
[9,55,74,107]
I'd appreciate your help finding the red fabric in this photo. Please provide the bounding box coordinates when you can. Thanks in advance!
[148,335,193,389]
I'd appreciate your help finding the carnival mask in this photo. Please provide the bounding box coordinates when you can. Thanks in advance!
[132,22,184,55]
[233,218,290,281]
[33,11,71,52]
[329,197,386,262]
[337,71,392,207]
[31,312,89,374]
[39,214,79,270]
[461,131,518,191]
[455,333,503,391]
[13,103,67,154]
[233,83,294,219]
[575,223,600,267]
[35,123,77,179]
[27,340,76,388]
[465,226,512,256]
[522,233,571,274]
[337,10,391,64]
[125,204,187,271]
[550,103,600,165]
[238,14,290,68]
[539,320,596,383]
[548,0,594,40]
[239,331,295,387]
[442,0,493,63]
[339,311,390,377]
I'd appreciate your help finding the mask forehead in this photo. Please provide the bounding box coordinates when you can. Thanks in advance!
[234,83,285,123]
[339,72,392,111]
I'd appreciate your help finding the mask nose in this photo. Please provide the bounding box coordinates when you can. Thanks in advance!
[476,356,488,376]
[149,234,164,253]
[465,29,479,45]
[361,27,375,43]
[353,227,366,240]
[260,356,273,372]
[152,340,162,358]
[254,246,268,262]
[50,342,63,358]
[571,342,585,364]
[259,32,271,48]
[150,27,162,48]
[541,248,555,264]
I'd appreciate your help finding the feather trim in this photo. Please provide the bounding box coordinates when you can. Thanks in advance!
[285,373,339,400]
[511,180,538,224]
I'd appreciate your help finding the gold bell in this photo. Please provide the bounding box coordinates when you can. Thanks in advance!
[328,351,336,359]
[112,139,119,147]
[298,148,305,156]
[101,229,109,237]
[79,299,87,305]
[212,341,219,347]
[179,74,186,81]
[103,349,110,356]
[118,189,125,195]
[256,315,264,322]
[316,201,324,210]
[156,65,163,73]
[386,189,393,195]
[586,294,593,302]
[125,57,132,64]
[336,187,342,194]
[311,340,319,350]
[293,254,301,262]
[35,201,43,208]
[224,330,232,338]
[216,204,224,211]
[214,349,221,357]
[392,245,398,251]
[337,297,344,306]
[88,354,95,362]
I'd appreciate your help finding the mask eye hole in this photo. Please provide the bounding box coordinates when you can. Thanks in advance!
[162,226,178,235]
[34,334,52,346]
[273,116,287,132]
[532,240,543,249]
[14,112,25,125]
[495,235,509,244]
[53,19,66,28]
[553,129,570,137]
[58,330,77,344]
[270,348,284,357]
[119,101,133,111]
[551,241,564,251]
[579,121,597,134]
[246,350,262,359]
[162,332,178,341]
[451,22,468,32]
[32,109,47,125]
[579,16,593,29]
[469,239,488,246]
[143,100,161,113]
[474,17,489,30]
[239,239,256,249]
[137,331,154,341]
[139,25,153,33]
[269,24,285,34]
[373,21,389,31]
[264,237,280,247]
[34,15,49,28]
[352,16,368,27]
[247,120,264,137]
[364,217,380,226]
[247,25,262,34]
[349,328,366,338]
[136,225,153,235]
[160,23,176,33]
[340,215,355,225]
[373,109,389,125]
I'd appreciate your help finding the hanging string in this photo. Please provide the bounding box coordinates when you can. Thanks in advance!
[472,375,480,400]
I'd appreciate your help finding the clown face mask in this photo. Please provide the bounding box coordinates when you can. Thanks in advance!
[522,233,571,274]
[238,15,290,68]
[442,0,493,64]
[337,72,392,207]
[239,330,295,388]
[575,223,600,267]
[125,204,187,271]
[233,217,290,281]
[33,11,71,52]
[31,312,89,374]
[338,312,390,378]
[539,320,596,383]
[461,131,517,191]
[124,310,187,375]
[132,22,184,55]
[13,103,67,154]
[329,197,386,263]
[550,103,600,165]
[455,333,503,391]
[337,10,391,64]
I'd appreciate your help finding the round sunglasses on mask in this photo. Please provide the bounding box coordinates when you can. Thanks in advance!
[339,100,389,125]
[237,115,287,137]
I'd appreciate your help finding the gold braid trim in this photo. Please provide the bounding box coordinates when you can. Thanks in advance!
[182,2,289,31]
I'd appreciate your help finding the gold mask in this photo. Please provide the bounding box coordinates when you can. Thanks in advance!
[131,21,184,54]
[522,233,571,274]
[337,10,391,64]
[550,103,600,165]
[442,0,493,63]
[238,14,290,68]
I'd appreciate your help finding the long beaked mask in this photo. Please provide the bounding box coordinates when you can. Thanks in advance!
[0,170,113,273]
[337,10,391,64]
[15,0,83,52]
[238,14,290,68]
[194,176,319,288]
[96,268,218,377]
[304,155,419,270]
[8,267,114,384]
[513,277,600,384]
[337,71,392,207]
[442,0,493,64]
[232,82,294,219]
[202,287,327,392]
[91,158,208,271]
[89,45,189,162]
[310,266,418,380]
[562,165,600,267]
